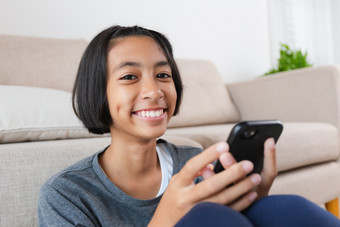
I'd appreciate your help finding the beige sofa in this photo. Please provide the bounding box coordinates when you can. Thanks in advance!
[1,34,340,226]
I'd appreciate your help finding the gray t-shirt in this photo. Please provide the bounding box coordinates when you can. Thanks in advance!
[38,139,202,227]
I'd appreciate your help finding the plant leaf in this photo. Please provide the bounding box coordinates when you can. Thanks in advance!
[264,43,312,76]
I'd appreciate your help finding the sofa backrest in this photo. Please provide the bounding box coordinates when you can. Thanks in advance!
[0,34,88,92]
[0,34,240,138]
[168,59,240,128]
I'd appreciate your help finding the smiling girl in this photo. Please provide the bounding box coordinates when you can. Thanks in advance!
[38,25,340,227]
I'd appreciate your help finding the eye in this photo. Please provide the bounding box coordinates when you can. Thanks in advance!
[156,73,172,79]
[120,74,138,80]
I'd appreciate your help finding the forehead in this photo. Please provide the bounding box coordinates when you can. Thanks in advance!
[107,36,168,64]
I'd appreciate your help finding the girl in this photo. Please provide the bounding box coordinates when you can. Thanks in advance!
[39,25,340,226]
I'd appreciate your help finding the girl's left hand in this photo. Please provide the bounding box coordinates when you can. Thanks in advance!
[203,138,277,200]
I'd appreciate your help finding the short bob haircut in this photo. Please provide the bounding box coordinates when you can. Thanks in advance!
[72,25,183,134]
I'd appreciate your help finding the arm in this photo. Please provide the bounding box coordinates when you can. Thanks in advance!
[227,66,340,129]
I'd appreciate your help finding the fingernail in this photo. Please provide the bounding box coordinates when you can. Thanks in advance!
[242,161,253,173]
[249,192,258,202]
[216,142,228,153]
[221,153,234,166]
[267,138,275,149]
[250,174,261,185]
[202,168,214,179]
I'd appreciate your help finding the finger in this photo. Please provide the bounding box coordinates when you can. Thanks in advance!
[229,191,258,212]
[219,152,236,170]
[219,153,238,185]
[262,138,278,182]
[203,173,261,205]
[201,166,214,179]
[207,163,214,171]
[200,163,216,180]
[179,142,229,183]
[195,163,215,178]
[257,138,277,198]
[191,160,255,202]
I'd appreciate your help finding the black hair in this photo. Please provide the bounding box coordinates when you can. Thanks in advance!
[72,25,183,134]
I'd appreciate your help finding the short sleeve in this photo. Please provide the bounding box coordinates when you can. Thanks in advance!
[38,183,95,227]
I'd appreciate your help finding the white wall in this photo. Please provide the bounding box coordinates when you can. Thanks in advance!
[0,0,272,83]
[331,0,340,65]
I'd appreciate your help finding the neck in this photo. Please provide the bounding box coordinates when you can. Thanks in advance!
[98,131,162,199]
[108,136,158,174]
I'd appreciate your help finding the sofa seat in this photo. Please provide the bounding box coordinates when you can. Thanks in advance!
[166,122,339,172]
[271,161,340,205]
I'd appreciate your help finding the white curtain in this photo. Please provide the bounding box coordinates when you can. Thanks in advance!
[268,0,333,67]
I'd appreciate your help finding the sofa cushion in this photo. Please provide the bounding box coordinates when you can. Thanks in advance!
[0,137,111,226]
[270,162,340,205]
[0,85,105,143]
[165,122,339,172]
[0,34,87,92]
[275,122,339,172]
[168,59,240,128]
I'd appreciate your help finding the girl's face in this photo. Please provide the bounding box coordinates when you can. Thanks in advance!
[106,36,177,141]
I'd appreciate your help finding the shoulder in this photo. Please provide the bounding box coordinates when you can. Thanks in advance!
[39,150,106,220]
[41,149,105,196]
[46,153,96,185]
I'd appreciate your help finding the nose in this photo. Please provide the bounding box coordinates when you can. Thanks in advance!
[141,77,164,100]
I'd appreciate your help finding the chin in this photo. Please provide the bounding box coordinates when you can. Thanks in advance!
[138,128,167,140]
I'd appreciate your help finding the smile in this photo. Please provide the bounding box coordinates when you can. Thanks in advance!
[135,109,164,118]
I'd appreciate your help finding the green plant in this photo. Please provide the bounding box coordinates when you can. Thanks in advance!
[265,43,312,75]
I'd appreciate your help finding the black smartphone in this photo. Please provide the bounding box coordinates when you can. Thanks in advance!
[214,120,283,174]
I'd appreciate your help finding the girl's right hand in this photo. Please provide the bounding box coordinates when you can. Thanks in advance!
[148,142,261,227]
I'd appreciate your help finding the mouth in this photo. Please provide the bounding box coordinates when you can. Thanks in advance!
[133,108,167,119]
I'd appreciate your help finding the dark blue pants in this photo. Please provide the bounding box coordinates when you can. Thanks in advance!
[175,195,340,227]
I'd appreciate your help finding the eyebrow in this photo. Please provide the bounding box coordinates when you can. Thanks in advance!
[113,60,170,72]
[155,60,170,67]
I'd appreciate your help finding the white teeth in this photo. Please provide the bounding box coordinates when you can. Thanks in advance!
[137,109,163,118]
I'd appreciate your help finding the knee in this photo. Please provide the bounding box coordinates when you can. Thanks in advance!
[256,194,313,208]
[245,195,340,227]
[244,194,314,217]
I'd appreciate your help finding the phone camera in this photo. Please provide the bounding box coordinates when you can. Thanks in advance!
[242,129,257,139]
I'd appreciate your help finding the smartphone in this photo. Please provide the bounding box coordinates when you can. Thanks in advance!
[213,120,283,174]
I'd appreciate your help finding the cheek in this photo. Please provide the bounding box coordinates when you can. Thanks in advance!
[106,90,117,118]
[106,86,134,118]
[166,84,178,114]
